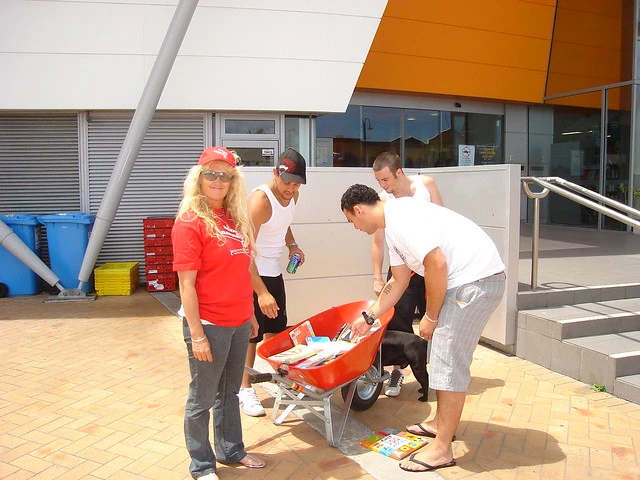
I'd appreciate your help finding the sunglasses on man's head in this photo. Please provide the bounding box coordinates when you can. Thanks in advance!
[202,171,234,183]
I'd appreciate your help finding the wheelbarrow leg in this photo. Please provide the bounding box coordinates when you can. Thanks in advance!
[271,385,285,423]
[274,392,305,425]
[325,378,358,446]
[271,385,307,424]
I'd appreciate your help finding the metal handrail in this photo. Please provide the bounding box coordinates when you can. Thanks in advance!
[521,176,640,289]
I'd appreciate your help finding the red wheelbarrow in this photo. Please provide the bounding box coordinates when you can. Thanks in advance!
[247,300,394,446]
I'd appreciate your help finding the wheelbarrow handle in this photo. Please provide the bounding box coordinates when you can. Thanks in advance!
[250,372,275,384]
[244,366,275,383]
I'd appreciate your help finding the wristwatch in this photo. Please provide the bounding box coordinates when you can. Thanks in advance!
[361,311,375,325]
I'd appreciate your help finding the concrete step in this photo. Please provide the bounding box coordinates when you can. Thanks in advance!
[615,374,640,404]
[563,332,640,392]
[518,297,640,341]
[517,283,640,310]
[517,298,640,399]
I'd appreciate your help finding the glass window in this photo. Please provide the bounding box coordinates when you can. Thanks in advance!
[403,111,503,168]
[526,106,555,224]
[634,85,640,211]
[528,87,633,230]
[446,112,503,167]
[404,109,448,168]
[529,92,602,228]
[603,85,632,230]
[466,113,503,166]
[226,145,276,167]
[361,106,402,167]
[224,119,275,135]
[315,106,402,167]
[552,101,601,228]
[284,116,311,165]
[316,105,360,167]
[316,105,503,168]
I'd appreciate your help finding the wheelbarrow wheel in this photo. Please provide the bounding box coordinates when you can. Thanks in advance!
[341,365,383,411]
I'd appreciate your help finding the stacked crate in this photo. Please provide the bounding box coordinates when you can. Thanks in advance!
[94,262,139,296]
[143,217,177,292]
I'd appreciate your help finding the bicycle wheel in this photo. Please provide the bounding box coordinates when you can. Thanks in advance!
[341,365,383,411]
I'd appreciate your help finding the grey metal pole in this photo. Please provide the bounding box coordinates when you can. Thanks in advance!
[76,0,200,289]
[532,197,540,289]
[522,181,550,289]
[0,220,64,291]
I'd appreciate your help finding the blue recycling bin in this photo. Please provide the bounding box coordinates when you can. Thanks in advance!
[0,214,42,296]
[37,213,96,293]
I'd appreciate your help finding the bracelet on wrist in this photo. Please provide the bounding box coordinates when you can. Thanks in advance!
[425,314,438,324]
[287,242,298,248]
[192,335,207,342]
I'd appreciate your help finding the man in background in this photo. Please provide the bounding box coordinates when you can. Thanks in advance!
[371,152,444,397]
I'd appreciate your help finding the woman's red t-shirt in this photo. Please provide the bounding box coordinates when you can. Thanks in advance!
[172,211,253,326]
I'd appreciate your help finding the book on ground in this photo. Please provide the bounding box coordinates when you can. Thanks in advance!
[360,427,428,460]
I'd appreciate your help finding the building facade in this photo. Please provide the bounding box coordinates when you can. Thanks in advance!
[0,0,638,270]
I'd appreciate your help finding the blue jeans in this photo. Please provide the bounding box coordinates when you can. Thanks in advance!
[183,319,250,478]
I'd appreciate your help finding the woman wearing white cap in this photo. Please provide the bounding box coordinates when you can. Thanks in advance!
[172,146,269,479]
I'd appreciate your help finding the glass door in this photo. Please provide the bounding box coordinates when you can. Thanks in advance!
[218,114,280,167]
[221,140,279,167]
[602,85,632,230]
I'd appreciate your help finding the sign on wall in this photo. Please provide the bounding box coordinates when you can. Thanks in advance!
[458,144,475,166]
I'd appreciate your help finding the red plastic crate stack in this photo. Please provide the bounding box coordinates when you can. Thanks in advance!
[143,217,177,292]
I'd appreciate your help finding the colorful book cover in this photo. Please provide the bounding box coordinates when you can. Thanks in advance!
[267,344,316,364]
[305,336,331,345]
[295,350,336,369]
[360,428,428,460]
[335,323,354,342]
[289,320,315,345]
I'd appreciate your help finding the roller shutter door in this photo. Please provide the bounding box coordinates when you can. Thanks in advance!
[87,112,207,277]
[0,114,80,215]
[0,113,80,272]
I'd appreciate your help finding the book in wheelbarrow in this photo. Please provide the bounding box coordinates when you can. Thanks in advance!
[257,300,394,391]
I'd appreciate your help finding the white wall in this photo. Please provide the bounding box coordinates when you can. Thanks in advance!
[244,164,520,349]
[0,0,386,112]
[418,165,520,347]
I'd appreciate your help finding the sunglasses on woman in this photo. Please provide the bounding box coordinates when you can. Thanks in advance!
[202,171,234,183]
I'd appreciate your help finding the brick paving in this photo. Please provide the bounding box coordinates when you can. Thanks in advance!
[350,346,640,479]
[1,290,640,480]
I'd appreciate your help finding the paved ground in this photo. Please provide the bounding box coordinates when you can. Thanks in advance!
[519,223,640,290]
[1,288,639,480]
